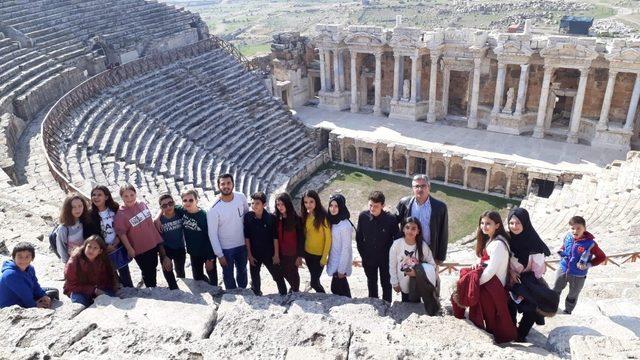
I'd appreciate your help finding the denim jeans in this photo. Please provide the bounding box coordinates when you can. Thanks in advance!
[70,290,116,307]
[221,245,248,290]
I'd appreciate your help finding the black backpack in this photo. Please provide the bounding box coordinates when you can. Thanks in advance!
[48,225,68,259]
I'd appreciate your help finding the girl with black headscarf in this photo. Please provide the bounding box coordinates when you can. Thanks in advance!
[507,207,559,342]
[326,194,353,297]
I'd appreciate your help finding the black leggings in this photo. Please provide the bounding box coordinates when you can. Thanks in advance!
[134,246,159,288]
[304,253,325,293]
[191,255,218,286]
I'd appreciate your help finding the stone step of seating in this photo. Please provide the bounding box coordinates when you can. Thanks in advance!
[48,41,320,203]
[0,51,49,84]
[0,62,65,110]
[0,40,20,57]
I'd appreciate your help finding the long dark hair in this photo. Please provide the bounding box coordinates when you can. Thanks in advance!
[59,193,91,227]
[403,216,426,262]
[90,185,120,224]
[71,235,115,288]
[475,211,510,257]
[275,192,299,231]
[300,190,328,230]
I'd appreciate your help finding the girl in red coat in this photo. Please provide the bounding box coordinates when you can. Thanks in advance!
[64,235,117,306]
[452,211,517,343]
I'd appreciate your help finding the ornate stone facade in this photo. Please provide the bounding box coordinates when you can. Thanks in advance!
[301,23,640,151]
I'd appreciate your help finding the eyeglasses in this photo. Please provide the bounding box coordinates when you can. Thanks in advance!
[160,201,174,209]
[182,198,195,203]
[412,184,428,189]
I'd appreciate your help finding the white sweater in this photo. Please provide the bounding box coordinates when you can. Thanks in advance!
[326,220,353,276]
[389,238,435,293]
[206,192,249,257]
[479,237,509,286]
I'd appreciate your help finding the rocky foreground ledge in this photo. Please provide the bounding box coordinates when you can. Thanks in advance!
[2,279,639,360]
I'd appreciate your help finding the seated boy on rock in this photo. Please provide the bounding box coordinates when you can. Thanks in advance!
[0,242,51,309]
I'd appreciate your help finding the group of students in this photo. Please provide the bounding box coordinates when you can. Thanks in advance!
[0,173,607,345]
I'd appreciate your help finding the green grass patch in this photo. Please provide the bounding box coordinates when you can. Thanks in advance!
[237,43,272,57]
[293,163,518,242]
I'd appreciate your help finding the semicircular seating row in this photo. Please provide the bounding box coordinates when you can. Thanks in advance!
[0,0,199,122]
[53,47,317,203]
[521,153,640,254]
[0,0,196,66]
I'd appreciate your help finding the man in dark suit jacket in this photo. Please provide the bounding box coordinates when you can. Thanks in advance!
[396,174,448,264]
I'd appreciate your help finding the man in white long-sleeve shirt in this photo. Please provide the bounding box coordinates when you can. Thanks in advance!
[207,174,249,289]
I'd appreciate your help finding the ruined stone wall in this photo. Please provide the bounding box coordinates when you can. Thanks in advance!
[610,72,637,123]
[479,61,498,106]
[525,64,545,112]
[448,71,470,115]
[582,67,608,119]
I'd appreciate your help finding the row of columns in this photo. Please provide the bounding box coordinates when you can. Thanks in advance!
[332,142,518,197]
[322,49,639,139]
[491,62,530,116]
[534,66,640,142]
[598,71,640,131]
[319,48,346,93]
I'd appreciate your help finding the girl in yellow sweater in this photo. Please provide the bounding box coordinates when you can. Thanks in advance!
[300,190,332,293]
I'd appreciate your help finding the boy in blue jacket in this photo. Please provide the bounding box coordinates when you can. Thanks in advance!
[553,216,606,314]
[0,242,51,309]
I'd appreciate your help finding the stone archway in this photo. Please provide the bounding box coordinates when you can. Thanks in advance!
[360,148,374,168]
[393,152,407,174]
[376,147,389,170]
[449,163,464,185]
[345,145,357,164]
[431,160,446,181]
[468,167,487,191]
[490,170,507,194]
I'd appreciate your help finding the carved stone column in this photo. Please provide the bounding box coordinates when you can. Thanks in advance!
[388,147,394,172]
[372,147,377,170]
[410,54,421,103]
[319,48,327,91]
[350,51,359,113]
[514,64,530,116]
[505,170,513,198]
[444,157,451,184]
[492,62,506,114]
[463,166,469,189]
[597,69,618,130]
[468,57,482,128]
[374,50,383,116]
[393,53,401,101]
[625,73,640,130]
[533,66,555,138]
[325,50,333,91]
[405,154,410,176]
[333,49,341,92]
[355,146,360,166]
[484,168,491,193]
[567,68,589,144]
[427,51,439,123]
[441,65,451,117]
